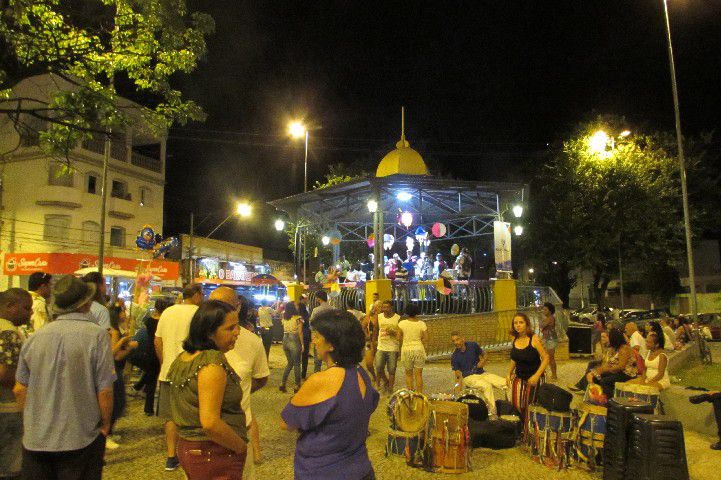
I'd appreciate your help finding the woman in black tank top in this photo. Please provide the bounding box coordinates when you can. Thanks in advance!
[507,312,549,439]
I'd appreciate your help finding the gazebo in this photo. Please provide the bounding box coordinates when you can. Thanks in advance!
[270,113,527,313]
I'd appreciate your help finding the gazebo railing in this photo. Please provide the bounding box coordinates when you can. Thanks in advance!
[390,280,493,315]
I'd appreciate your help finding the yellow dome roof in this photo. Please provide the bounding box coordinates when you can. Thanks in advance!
[376,138,429,177]
[376,108,429,177]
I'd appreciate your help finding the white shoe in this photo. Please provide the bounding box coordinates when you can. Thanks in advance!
[105,437,120,450]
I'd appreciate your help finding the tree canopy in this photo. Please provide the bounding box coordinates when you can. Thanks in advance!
[0,0,214,155]
[524,116,718,306]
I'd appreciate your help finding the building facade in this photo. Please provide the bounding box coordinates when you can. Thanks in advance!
[0,74,175,288]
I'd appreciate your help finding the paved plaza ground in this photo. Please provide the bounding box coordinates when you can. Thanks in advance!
[105,345,721,480]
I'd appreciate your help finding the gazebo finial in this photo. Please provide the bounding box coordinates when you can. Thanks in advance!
[397,106,409,148]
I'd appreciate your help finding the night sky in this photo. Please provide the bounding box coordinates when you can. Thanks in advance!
[164,1,721,260]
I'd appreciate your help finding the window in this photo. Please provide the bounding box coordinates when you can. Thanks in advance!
[81,221,100,245]
[43,215,71,241]
[139,187,151,207]
[111,180,129,200]
[110,227,125,247]
[87,174,98,194]
[48,163,73,187]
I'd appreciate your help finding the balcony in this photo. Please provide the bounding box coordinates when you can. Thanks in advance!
[108,195,136,220]
[35,185,82,209]
[131,151,162,173]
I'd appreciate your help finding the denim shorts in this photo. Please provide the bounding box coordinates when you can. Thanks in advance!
[374,350,399,374]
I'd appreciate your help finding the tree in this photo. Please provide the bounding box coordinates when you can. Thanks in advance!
[525,116,694,307]
[0,0,214,155]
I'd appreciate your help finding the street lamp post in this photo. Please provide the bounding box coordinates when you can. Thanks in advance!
[206,202,252,239]
[662,0,698,321]
[288,121,309,192]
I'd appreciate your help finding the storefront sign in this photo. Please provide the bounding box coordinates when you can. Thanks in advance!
[2,252,179,280]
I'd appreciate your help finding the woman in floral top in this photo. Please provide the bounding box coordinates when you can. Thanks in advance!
[167,300,247,479]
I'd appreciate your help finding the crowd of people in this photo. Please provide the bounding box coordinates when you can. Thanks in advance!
[313,246,475,285]
[1,272,719,480]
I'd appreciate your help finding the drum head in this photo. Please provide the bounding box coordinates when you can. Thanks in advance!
[457,393,488,422]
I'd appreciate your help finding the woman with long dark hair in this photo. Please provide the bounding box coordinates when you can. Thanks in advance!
[167,300,247,479]
[280,302,303,393]
[107,304,138,448]
[584,327,638,398]
[507,312,549,423]
[628,322,670,390]
[281,309,379,479]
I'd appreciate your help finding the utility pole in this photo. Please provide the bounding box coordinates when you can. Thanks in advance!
[188,212,194,283]
[98,127,111,275]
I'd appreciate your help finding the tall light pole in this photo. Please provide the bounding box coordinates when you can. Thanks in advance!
[205,202,252,239]
[662,0,697,321]
[288,121,309,192]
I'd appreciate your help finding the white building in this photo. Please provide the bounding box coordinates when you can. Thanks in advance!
[0,74,177,288]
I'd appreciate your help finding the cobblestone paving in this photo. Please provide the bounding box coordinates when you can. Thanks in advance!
[105,346,720,480]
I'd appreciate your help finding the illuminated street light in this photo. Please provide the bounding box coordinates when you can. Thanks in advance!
[619,130,631,138]
[288,120,310,192]
[274,219,285,231]
[512,205,523,218]
[321,235,330,246]
[236,202,252,217]
[588,130,610,155]
[396,191,412,202]
[528,268,535,274]
[514,225,523,236]
[400,211,413,228]
[367,199,378,213]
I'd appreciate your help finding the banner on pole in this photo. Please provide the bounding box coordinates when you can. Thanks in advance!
[493,221,512,274]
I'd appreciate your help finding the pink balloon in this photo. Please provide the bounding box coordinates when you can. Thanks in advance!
[432,222,447,238]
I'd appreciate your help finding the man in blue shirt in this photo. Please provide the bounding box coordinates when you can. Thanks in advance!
[450,331,507,418]
[14,275,116,479]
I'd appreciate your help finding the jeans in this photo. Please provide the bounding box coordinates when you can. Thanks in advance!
[177,438,246,480]
[374,350,399,376]
[301,330,311,379]
[574,360,602,389]
[0,412,23,477]
[577,371,633,398]
[136,368,160,414]
[282,333,301,387]
[21,434,105,480]
[260,328,273,359]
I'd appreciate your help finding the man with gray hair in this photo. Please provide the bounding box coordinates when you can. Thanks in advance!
[0,288,32,479]
[14,276,116,479]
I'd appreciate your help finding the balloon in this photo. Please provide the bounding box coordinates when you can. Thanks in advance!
[383,234,395,251]
[367,233,375,248]
[405,236,415,251]
[450,244,460,256]
[414,226,428,239]
[135,226,156,250]
[153,236,179,259]
[432,222,447,238]
[328,230,342,246]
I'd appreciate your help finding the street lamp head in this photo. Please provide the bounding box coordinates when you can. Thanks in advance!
[236,202,252,217]
[619,130,631,138]
[288,121,306,139]
[321,235,330,246]
[513,225,523,236]
[367,199,378,213]
[589,130,610,154]
[528,268,535,274]
[274,219,285,231]
[512,204,523,218]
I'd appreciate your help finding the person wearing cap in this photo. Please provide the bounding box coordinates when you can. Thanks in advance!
[13,275,116,479]
[27,272,52,332]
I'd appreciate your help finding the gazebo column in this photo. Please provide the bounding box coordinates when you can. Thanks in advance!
[366,190,391,312]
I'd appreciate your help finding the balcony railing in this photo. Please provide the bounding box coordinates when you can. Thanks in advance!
[131,151,162,173]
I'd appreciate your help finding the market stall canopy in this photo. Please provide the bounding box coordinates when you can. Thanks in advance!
[251,274,280,285]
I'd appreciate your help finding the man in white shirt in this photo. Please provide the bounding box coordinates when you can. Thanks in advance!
[27,272,52,332]
[625,322,648,358]
[257,304,275,359]
[374,300,401,393]
[224,296,269,479]
[154,283,203,472]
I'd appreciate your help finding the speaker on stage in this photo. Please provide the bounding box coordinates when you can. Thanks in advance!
[566,324,593,355]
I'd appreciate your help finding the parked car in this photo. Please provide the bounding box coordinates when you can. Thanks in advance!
[621,308,671,327]
[571,306,615,325]
[679,313,721,340]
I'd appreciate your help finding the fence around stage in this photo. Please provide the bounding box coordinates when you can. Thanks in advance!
[304,280,567,357]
